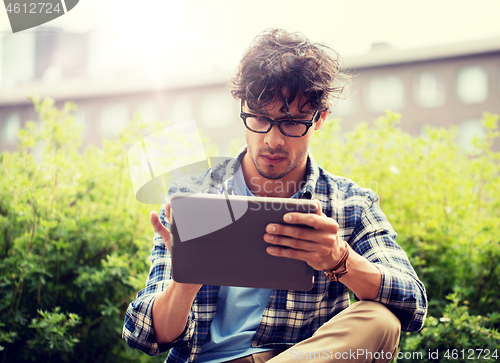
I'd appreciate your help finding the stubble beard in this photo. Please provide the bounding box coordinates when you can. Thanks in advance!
[247,144,307,181]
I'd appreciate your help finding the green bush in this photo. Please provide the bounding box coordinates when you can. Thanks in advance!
[0,98,167,362]
[397,293,499,362]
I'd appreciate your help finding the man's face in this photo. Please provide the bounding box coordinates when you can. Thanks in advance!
[243,97,324,180]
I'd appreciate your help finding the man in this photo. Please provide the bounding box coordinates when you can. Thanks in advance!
[123,29,427,363]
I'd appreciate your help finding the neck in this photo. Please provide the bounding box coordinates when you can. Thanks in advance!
[241,153,308,198]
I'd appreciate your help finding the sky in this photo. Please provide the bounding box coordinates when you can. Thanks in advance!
[1,0,500,80]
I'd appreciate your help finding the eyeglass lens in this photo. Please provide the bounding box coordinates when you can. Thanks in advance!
[245,117,308,136]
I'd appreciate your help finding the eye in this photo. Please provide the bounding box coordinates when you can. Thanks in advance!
[284,121,301,126]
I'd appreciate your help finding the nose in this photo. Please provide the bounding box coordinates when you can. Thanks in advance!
[263,124,285,149]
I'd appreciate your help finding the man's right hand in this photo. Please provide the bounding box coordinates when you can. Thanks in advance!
[150,203,172,253]
[150,203,202,288]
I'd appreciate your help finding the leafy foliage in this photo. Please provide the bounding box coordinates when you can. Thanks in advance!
[398,293,499,362]
[27,307,81,358]
[0,98,167,362]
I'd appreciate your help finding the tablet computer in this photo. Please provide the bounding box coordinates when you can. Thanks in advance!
[170,193,317,290]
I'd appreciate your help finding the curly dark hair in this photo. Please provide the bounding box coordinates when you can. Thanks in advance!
[231,29,345,114]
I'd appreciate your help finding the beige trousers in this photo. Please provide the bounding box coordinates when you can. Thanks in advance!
[225,301,401,363]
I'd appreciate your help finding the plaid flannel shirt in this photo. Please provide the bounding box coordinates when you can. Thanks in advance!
[123,148,428,363]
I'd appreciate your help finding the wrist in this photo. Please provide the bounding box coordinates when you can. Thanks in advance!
[335,252,382,300]
[324,241,350,282]
[170,280,202,295]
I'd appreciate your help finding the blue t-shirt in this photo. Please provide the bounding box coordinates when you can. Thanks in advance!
[194,286,273,363]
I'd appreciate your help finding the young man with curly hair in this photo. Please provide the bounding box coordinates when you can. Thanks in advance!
[123,29,427,363]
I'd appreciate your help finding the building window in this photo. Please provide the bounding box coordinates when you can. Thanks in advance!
[414,71,445,108]
[365,74,405,112]
[457,119,486,154]
[1,33,36,90]
[457,66,488,104]
[1,113,21,145]
[136,101,158,123]
[332,86,359,117]
[98,103,129,138]
[200,92,234,128]
[171,96,194,123]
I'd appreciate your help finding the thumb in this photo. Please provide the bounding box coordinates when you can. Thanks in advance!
[150,210,171,247]
[313,199,323,216]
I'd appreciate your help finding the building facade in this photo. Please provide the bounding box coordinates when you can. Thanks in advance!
[335,38,500,151]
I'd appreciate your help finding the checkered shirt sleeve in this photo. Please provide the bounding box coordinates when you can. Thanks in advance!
[332,178,428,332]
[122,196,197,356]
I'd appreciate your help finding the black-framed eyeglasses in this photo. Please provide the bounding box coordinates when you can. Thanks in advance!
[240,101,323,138]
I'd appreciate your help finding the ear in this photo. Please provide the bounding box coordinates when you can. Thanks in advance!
[314,109,329,130]
[314,100,333,131]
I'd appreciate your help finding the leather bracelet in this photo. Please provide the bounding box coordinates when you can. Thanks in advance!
[323,241,350,282]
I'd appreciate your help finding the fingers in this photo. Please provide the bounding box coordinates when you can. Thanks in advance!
[265,240,339,271]
[266,244,312,262]
[150,207,171,252]
[264,232,328,253]
[264,223,337,254]
[165,203,171,222]
[263,199,333,248]
[264,223,324,247]
[276,212,339,238]
[313,199,322,216]
[264,208,343,270]
[265,226,346,270]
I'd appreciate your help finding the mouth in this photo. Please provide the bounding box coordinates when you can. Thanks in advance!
[261,154,286,165]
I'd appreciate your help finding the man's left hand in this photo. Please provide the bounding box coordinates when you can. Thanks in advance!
[264,200,349,271]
